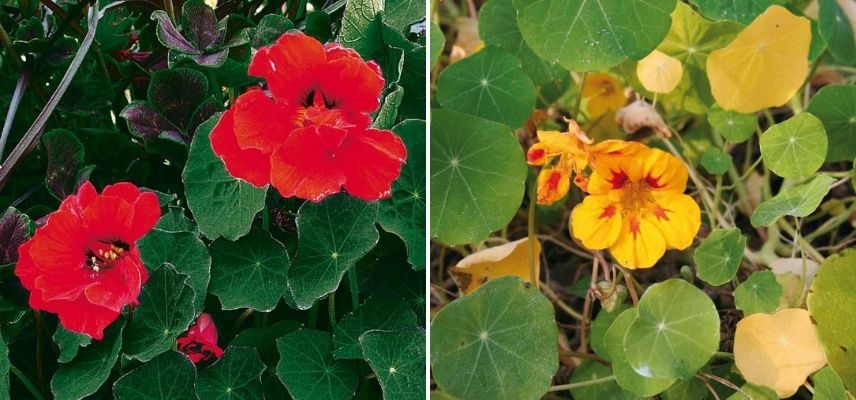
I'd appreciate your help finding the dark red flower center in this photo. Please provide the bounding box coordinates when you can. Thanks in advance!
[84,240,130,274]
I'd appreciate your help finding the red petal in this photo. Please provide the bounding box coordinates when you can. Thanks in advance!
[318,47,385,118]
[270,126,347,201]
[52,298,119,340]
[248,32,326,104]
[83,256,143,312]
[210,109,272,187]
[14,241,38,291]
[27,212,87,273]
[339,128,407,201]
[59,181,97,216]
[129,191,160,241]
[101,182,142,203]
[232,90,299,153]
[82,195,135,244]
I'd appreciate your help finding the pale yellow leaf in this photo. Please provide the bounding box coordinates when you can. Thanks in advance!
[449,238,541,295]
[734,308,827,397]
[637,50,684,94]
[707,6,811,113]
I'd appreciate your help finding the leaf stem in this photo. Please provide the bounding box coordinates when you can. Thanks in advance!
[164,0,176,21]
[328,293,336,329]
[527,190,538,289]
[348,268,359,311]
[0,72,29,161]
[0,24,21,68]
[623,269,639,306]
[572,72,588,120]
[232,309,254,334]
[9,364,45,400]
[548,375,615,391]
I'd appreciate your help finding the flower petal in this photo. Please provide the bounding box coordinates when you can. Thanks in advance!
[52,298,119,340]
[609,214,666,269]
[319,44,385,116]
[248,32,327,104]
[83,255,143,312]
[27,212,88,272]
[638,147,688,192]
[649,192,701,250]
[129,191,161,242]
[339,128,407,201]
[270,126,347,201]
[82,195,135,245]
[210,109,272,187]
[232,90,300,152]
[536,165,571,205]
[571,195,623,249]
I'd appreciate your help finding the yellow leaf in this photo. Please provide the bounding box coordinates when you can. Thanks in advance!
[734,308,827,397]
[637,50,684,94]
[449,238,541,295]
[706,6,811,113]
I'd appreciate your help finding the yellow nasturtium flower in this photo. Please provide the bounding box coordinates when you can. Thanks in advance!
[571,143,701,269]
[582,73,626,118]
[527,122,591,205]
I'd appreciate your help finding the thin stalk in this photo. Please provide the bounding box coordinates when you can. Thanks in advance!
[572,72,588,119]
[711,175,723,228]
[164,0,176,21]
[232,309,254,334]
[623,269,640,306]
[0,72,29,161]
[328,293,336,328]
[548,376,615,391]
[528,194,538,289]
[10,364,45,400]
[540,283,585,321]
[0,24,22,68]
[348,268,359,311]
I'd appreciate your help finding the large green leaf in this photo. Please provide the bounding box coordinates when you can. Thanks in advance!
[113,351,197,400]
[430,276,558,400]
[759,113,827,179]
[0,330,7,400]
[514,0,676,71]
[694,228,746,286]
[430,109,527,245]
[589,302,630,361]
[209,228,289,311]
[123,264,197,361]
[379,120,426,270]
[605,308,675,396]
[688,0,782,24]
[478,0,567,86]
[812,366,848,400]
[359,328,426,400]
[339,0,383,58]
[53,326,91,363]
[332,296,417,359]
[818,0,856,64]
[196,347,266,400]
[183,115,267,241]
[436,46,535,128]
[807,248,856,393]
[750,175,836,227]
[52,321,124,400]
[384,0,425,32]
[138,228,211,311]
[276,329,360,400]
[624,279,719,380]
[286,194,379,310]
[568,361,637,400]
[805,85,856,162]
[734,271,783,315]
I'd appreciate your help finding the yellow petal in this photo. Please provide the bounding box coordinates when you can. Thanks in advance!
[449,238,541,295]
[649,192,701,249]
[583,73,626,117]
[536,165,571,205]
[637,50,684,94]
[734,308,827,397]
[526,143,550,165]
[587,141,650,194]
[609,214,666,269]
[706,5,811,113]
[636,147,689,193]
[570,195,622,250]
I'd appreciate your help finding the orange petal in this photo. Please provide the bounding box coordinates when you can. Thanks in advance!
[536,165,571,205]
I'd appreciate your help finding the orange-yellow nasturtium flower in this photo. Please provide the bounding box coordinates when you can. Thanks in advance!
[582,73,626,118]
[527,121,591,205]
[571,144,701,269]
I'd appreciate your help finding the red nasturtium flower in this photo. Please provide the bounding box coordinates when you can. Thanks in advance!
[211,31,407,202]
[14,182,160,340]
[177,313,224,363]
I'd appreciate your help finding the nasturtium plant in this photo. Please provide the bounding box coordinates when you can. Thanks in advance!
[0,0,425,398]
[432,0,856,398]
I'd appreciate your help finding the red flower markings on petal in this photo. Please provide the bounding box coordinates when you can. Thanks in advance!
[177,313,224,364]
[14,181,159,340]
[211,31,406,201]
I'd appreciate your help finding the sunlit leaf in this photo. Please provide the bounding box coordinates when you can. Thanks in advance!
[604,308,676,396]
[812,366,848,400]
[708,105,757,143]
[759,113,827,179]
[734,271,782,315]
[818,0,856,64]
[688,0,782,24]
[750,175,836,227]
[359,328,426,400]
[694,228,746,286]
[805,84,856,162]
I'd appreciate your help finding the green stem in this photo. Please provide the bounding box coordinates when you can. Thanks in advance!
[572,72,588,120]
[711,174,723,228]
[528,191,538,288]
[231,309,254,334]
[10,364,45,400]
[548,376,615,391]
[348,268,359,311]
[164,0,176,21]
[262,206,270,231]
[328,293,336,328]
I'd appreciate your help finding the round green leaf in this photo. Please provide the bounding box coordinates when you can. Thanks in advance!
[430,109,527,245]
[113,351,197,400]
[514,0,676,71]
[700,149,732,175]
[694,228,746,286]
[726,383,778,400]
[209,228,289,311]
[807,248,856,393]
[624,279,720,380]
[478,0,567,86]
[276,329,360,400]
[812,366,848,400]
[53,322,124,400]
[332,296,417,359]
[818,0,856,64]
[384,0,425,32]
[661,378,708,400]
[590,302,630,361]
[430,276,558,400]
[750,175,836,227]
[196,347,266,400]
[688,0,781,24]
[734,271,783,315]
[154,206,198,234]
[139,228,211,311]
[759,113,828,178]
[436,46,536,128]
[286,194,379,310]
[359,328,426,400]
[430,22,445,68]
[379,120,427,270]
[123,264,198,362]
[806,85,856,162]
[709,106,757,143]
[183,115,267,241]
[568,361,636,400]
[604,308,676,396]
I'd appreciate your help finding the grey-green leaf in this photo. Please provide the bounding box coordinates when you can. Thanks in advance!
[604,308,675,396]
[276,329,360,400]
[818,0,856,64]
[709,106,757,143]
[430,276,558,400]
[209,228,290,311]
[286,194,379,310]
[734,271,783,315]
[332,296,417,359]
[52,321,124,400]
[750,175,836,227]
[694,228,746,286]
[196,347,266,400]
[183,115,267,241]
[138,228,211,311]
[759,113,827,179]
[113,351,197,400]
[359,328,426,400]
